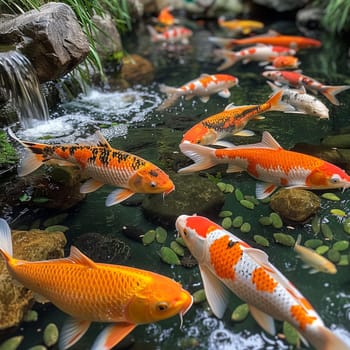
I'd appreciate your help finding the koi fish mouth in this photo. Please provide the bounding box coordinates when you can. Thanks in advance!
[163,184,175,197]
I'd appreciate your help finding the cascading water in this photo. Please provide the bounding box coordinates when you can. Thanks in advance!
[0,50,49,128]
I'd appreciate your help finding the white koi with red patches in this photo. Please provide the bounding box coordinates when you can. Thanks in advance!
[214,45,295,71]
[157,74,239,110]
[176,214,350,350]
[263,70,350,105]
[147,25,192,44]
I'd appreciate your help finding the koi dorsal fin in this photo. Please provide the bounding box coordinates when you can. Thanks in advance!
[95,130,112,148]
[67,246,97,268]
[261,131,282,149]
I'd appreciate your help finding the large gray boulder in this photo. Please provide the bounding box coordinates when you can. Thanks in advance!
[0,2,90,83]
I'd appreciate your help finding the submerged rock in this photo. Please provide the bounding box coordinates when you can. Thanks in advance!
[73,232,131,264]
[0,228,66,330]
[0,166,85,218]
[270,189,320,223]
[142,173,225,226]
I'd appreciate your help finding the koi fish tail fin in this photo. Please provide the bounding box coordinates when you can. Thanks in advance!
[266,89,295,113]
[0,218,13,263]
[8,128,47,176]
[147,25,160,42]
[157,84,180,110]
[320,85,350,105]
[309,326,350,350]
[178,142,217,173]
[208,36,235,49]
[213,49,240,71]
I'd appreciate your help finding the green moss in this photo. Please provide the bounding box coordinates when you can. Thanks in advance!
[0,130,18,166]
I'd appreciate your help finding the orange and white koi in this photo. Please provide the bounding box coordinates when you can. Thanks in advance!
[0,218,192,350]
[262,70,350,105]
[8,129,174,206]
[265,55,300,70]
[178,131,350,199]
[213,45,296,71]
[294,234,337,274]
[147,25,192,44]
[209,30,322,50]
[267,81,329,119]
[181,89,292,146]
[157,73,239,110]
[175,214,350,350]
[217,17,264,35]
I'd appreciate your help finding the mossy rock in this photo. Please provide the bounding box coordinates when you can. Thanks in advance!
[270,188,320,223]
[142,173,225,226]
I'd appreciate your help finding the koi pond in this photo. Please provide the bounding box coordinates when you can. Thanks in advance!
[1,18,350,350]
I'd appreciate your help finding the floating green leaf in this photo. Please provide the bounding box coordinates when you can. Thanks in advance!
[231,303,249,322]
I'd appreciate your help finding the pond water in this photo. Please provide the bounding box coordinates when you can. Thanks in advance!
[3,17,350,350]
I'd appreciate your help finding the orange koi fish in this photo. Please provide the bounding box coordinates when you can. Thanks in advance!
[157,73,239,111]
[157,6,176,26]
[9,129,174,206]
[181,90,291,146]
[147,25,192,44]
[263,70,350,105]
[0,218,192,350]
[178,131,350,199]
[175,214,350,350]
[265,55,300,70]
[209,30,322,50]
[213,45,296,71]
[217,17,264,35]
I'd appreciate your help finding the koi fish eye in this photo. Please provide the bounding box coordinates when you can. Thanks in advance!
[183,229,188,236]
[156,302,169,312]
[330,174,341,184]
[150,181,157,188]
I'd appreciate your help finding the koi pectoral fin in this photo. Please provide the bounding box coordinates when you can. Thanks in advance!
[217,89,231,98]
[105,188,135,207]
[91,323,136,350]
[255,182,278,199]
[249,305,276,335]
[199,264,231,319]
[59,318,91,350]
[80,178,104,194]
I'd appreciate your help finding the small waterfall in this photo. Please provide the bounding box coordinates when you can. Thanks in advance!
[0,50,49,128]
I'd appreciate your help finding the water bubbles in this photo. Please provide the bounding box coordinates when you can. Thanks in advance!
[14,86,161,143]
[62,87,162,123]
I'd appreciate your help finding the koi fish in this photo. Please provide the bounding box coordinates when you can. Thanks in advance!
[178,131,350,199]
[157,73,239,111]
[265,55,300,70]
[175,214,350,350]
[294,234,337,274]
[8,129,174,206]
[156,6,176,26]
[0,218,192,350]
[267,81,329,119]
[181,89,291,146]
[262,70,350,105]
[209,30,322,50]
[217,17,264,35]
[147,25,193,44]
[213,45,296,71]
